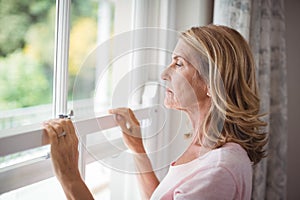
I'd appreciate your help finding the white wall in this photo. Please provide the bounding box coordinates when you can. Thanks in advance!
[286,0,300,199]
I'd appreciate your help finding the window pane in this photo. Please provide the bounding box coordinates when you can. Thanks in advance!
[0,0,55,130]
[69,0,134,117]
[68,1,117,198]
[68,0,103,112]
[0,0,56,197]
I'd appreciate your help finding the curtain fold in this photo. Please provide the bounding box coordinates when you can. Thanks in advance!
[213,0,287,199]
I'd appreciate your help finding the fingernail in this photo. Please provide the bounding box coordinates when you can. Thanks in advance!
[116,114,122,121]
[43,123,47,126]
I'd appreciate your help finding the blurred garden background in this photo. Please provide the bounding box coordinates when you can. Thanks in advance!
[0,0,103,129]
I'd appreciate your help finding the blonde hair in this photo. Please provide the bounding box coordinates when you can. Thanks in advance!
[181,24,267,165]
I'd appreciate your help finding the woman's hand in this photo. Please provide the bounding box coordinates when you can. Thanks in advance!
[109,108,160,198]
[43,118,80,183]
[109,108,146,154]
[43,119,94,200]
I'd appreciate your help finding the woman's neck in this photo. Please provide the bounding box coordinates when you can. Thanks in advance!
[174,141,211,166]
[184,102,209,133]
[174,101,211,165]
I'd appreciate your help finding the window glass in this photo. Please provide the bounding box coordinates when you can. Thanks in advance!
[69,0,117,198]
[0,0,136,199]
[0,0,55,130]
[69,0,115,113]
[68,0,99,101]
[69,0,134,116]
[0,1,58,198]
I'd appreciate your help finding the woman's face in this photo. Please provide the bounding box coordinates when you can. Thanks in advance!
[161,39,208,111]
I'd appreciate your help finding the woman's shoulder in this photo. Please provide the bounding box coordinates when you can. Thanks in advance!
[199,142,252,170]
[152,143,253,200]
[173,142,252,170]
[168,142,252,180]
[217,142,249,158]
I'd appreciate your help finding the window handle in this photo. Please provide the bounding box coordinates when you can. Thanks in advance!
[58,110,74,119]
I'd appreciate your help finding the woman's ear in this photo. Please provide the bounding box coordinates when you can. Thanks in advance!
[206,86,211,97]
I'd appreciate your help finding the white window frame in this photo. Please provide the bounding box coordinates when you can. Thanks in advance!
[0,0,214,197]
[0,0,71,193]
[0,0,159,195]
[0,105,158,193]
[52,0,70,117]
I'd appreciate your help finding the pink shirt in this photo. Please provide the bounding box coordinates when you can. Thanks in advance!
[150,143,252,200]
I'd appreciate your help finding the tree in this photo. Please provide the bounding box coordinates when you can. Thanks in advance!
[0,0,53,57]
[0,0,99,109]
[0,51,51,109]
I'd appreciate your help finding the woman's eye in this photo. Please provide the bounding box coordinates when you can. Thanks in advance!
[175,62,183,67]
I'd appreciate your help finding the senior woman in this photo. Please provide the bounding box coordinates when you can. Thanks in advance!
[43,24,267,200]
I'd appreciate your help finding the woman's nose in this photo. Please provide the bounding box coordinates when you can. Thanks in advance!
[161,65,171,81]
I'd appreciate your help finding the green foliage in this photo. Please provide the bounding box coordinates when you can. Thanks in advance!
[24,7,56,68]
[71,0,98,21]
[0,51,51,109]
[0,0,52,57]
[0,0,101,110]
[0,0,55,109]
[0,14,29,56]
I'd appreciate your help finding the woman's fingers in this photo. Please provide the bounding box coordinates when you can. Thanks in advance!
[109,108,139,125]
[115,114,128,131]
[43,118,78,146]
[109,108,141,136]
[43,122,59,145]
[42,118,80,182]
[46,120,64,136]
[128,109,140,125]
[109,107,146,153]
[109,108,139,126]
[65,119,78,144]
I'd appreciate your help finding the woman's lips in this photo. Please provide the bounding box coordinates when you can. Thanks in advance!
[166,88,173,94]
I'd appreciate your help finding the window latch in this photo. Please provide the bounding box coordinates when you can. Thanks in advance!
[58,110,74,119]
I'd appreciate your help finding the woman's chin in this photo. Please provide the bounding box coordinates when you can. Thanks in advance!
[164,100,182,110]
[164,100,174,109]
[163,102,171,109]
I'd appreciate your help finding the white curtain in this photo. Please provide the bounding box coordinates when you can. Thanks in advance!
[213,0,287,199]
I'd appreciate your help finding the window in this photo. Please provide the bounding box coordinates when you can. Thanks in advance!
[0,0,122,198]
[0,0,141,199]
[0,0,57,197]
[0,0,213,199]
[0,0,55,130]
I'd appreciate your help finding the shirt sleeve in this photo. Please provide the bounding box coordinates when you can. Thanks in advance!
[173,166,237,200]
